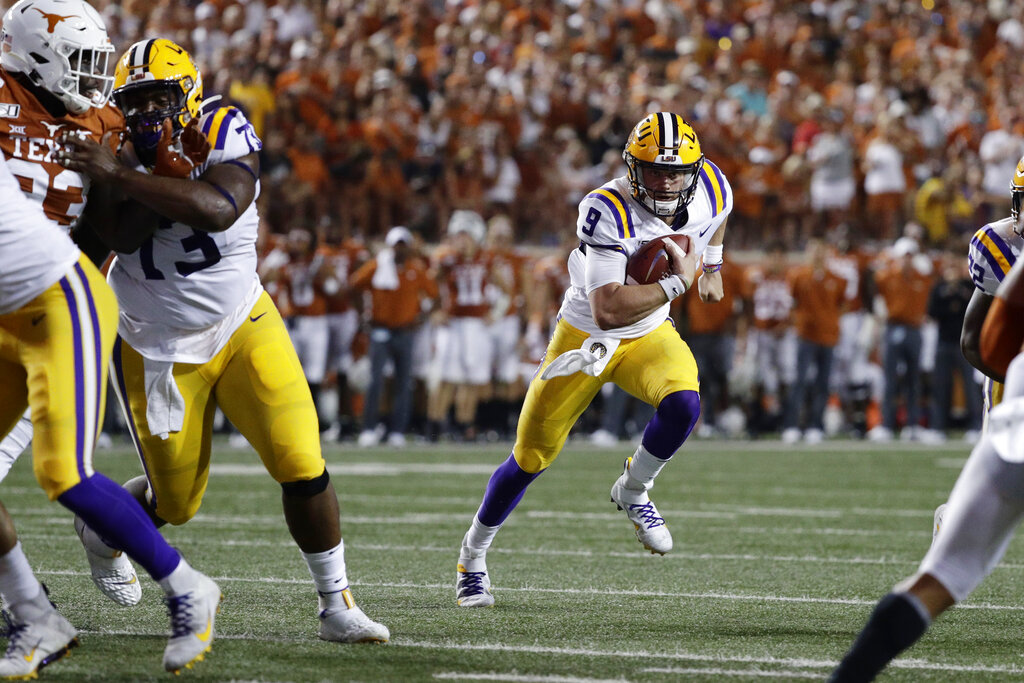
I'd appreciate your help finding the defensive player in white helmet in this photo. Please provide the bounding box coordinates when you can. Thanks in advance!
[57,38,388,644]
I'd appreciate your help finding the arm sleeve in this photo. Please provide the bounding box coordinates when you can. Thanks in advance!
[584,246,628,294]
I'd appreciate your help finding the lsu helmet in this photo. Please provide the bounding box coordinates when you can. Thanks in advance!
[623,112,704,219]
[1012,155,1024,236]
[112,38,202,161]
[0,0,115,114]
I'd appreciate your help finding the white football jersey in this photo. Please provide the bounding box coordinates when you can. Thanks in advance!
[558,161,733,338]
[968,217,1022,296]
[108,102,264,362]
[0,154,79,315]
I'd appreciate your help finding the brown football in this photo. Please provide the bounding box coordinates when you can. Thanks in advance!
[625,234,692,285]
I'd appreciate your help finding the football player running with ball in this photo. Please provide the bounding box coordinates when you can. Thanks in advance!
[455,112,732,607]
[56,39,388,643]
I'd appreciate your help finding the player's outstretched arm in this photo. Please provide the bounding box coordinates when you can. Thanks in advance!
[962,289,1004,382]
[589,238,697,330]
[56,131,258,235]
[697,217,728,303]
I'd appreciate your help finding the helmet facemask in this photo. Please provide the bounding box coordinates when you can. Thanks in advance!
[624,153,703,219]
[114,81,190,166]
[1012,184,1024,237]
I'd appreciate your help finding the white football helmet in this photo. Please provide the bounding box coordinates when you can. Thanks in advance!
[447,210,486,244]
[0,0,115,114]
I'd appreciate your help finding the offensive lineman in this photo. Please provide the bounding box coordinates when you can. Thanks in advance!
[56,39,388,643]
[455,112,731,607]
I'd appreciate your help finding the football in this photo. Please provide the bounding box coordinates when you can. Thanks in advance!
[625,234,692,285]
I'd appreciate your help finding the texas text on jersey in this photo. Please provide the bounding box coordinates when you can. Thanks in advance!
[0,69,123,228]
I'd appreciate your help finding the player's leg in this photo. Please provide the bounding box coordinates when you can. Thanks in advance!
[609,322,701,555]
[75,335,216,609]
[457,319,603,607]
[0,356,78,678]
[830,354,1024,682]
[216,293,387,642]
[22,260,220,673]
[0,412,32,482]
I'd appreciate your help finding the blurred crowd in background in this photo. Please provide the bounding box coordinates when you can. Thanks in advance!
[24,0,1019,444]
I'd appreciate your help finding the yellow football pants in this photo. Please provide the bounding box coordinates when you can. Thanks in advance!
[111,291,325,524]
[513,318,700,473]
[0,255,118,499]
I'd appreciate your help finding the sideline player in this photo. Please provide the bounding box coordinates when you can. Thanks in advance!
[57,39,388,643]
[0,149,220,675]
[455,112,731,606]
[829,255,1024,682]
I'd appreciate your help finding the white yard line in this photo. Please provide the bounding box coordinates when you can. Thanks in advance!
[66,630,1024,676]
[640,667,819,679]
[35,569,1024,611]
[434,673,629,683]
[19,533,1024,570]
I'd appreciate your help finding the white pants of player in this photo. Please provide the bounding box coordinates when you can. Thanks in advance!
[326,310,358,376]
[288,315,329,384]
[810,176,856,211]
[432,317,493,385]
[748,328,796,395]
[0,411,32,481]
[488,314,522,384]
[911,354,1024,602]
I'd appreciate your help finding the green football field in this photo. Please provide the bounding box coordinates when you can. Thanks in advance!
[5,436,1022,682]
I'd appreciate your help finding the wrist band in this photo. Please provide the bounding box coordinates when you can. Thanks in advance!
[658,274,687,301]
[702,243,723,265]
[702,262,723,274]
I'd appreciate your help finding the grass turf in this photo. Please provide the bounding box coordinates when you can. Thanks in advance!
[4,437,1021,682]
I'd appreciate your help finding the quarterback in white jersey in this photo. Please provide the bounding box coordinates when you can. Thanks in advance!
[455,112,731,608]
[57,38,388,644]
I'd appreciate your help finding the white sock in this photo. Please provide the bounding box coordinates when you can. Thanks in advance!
[157,557,194,596]
[462,517,500,557]
[302,541,353,613]
[0,542,44,611]
[623,444,670,491]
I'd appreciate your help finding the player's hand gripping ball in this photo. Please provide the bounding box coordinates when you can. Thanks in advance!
[625,233,692,285]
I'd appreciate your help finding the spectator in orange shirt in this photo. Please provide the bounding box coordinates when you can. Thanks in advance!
[782,239,849,444]
[349,227,438,447]
[870,237,935,441]
[680,263,744,437]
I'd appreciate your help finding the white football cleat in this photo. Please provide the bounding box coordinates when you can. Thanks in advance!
[0,609,78,679]
[455,555,494,608]
[163,572,221,673]
[318,590,389,643]
[610,468,673,555]
[74,516,142,607]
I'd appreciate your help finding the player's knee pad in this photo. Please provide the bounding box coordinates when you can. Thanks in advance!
[281,468,330,499]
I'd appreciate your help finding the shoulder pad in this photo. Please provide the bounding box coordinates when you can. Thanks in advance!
[199,106,261,160]
[577,186,633,255]
[697,159,733,219]
[969,224,1016,294]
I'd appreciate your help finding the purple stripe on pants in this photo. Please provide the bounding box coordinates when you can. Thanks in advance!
[57,275,87,479]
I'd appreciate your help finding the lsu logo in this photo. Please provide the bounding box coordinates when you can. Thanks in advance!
[0,103,20,119]
[589,342,608,360]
